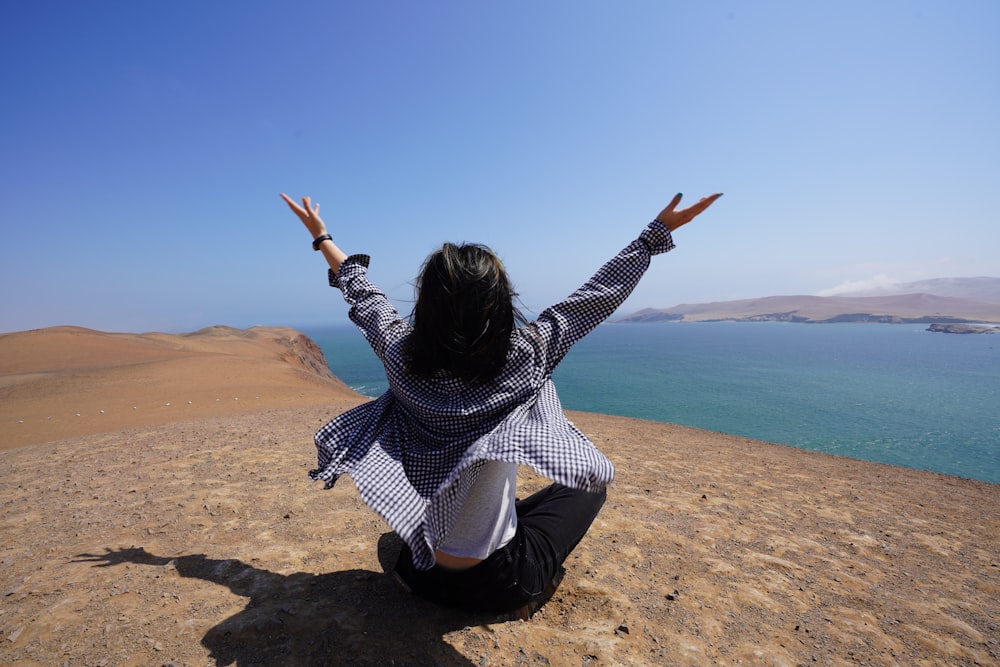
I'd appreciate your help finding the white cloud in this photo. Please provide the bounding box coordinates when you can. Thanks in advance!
[815,274,899,297]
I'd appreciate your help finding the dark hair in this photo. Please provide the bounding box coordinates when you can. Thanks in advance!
[407,243,525,383]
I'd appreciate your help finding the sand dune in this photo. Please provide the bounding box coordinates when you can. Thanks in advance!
[1,326,997,666]
[0,325,355,450]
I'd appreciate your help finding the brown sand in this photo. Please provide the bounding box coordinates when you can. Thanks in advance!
[1,327,997,666]
[0,325,356,450]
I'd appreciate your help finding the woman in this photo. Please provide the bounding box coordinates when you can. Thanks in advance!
[281,190,722,615]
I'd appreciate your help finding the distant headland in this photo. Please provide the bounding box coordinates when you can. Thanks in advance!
[927,323,1000,334]
[618,277,1000,325]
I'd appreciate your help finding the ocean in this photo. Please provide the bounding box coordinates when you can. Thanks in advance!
[301,322,1000,485]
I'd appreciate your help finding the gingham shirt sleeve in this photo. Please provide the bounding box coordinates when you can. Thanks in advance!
[528,220,674,374]
[328,254,411,361]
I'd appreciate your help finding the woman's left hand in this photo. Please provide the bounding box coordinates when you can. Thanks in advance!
[281,193,348,273]
[281,193,328,239]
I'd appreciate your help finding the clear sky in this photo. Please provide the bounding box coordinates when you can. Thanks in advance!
[2,1,997,333]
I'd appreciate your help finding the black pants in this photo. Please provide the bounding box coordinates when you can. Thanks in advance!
[394,483,607,614]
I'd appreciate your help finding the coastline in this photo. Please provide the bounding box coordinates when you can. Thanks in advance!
[308,320,1000,485]
[1,326,997,665]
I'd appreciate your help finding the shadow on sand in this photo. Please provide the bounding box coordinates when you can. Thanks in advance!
[75,534,495,666]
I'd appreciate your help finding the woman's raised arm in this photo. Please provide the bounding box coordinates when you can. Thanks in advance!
[526,190,723,374]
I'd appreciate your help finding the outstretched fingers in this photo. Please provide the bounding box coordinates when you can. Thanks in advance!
[655,191,723,232]
[664,192,684,213]
[281,193,324,225]
[281,192,330,240]
[280,192,306,217]
[684,193,723,217]
[300,196,315,216]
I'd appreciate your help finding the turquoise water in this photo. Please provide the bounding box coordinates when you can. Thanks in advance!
[302,322,1000,485]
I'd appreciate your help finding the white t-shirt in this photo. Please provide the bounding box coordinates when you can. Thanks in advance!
[438,460,518,559]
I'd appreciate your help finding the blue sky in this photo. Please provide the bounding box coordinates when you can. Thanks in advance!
[2,1,997,333]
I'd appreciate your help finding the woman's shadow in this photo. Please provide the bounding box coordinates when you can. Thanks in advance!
[75,534,494,666]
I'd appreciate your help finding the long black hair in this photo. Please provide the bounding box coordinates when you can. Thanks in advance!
[407,243,526,383]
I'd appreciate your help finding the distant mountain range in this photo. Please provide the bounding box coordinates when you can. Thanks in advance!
[618,277,1000,324]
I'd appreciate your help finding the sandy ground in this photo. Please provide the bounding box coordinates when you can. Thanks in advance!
[1,326,997,666]
[0,326,355,450]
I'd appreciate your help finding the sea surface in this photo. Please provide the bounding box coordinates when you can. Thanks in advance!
[301,322,1000,485]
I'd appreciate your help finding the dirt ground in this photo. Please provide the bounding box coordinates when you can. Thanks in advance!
[1,327,997,666]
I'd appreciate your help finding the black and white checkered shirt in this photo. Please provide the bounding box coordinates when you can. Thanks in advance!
[310,221,675,569]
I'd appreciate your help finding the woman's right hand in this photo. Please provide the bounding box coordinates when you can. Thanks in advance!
[655,192,723,232]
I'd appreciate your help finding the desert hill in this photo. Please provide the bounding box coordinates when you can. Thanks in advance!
[1,326,997,665]
[619,277,1000,324]
[0,325,355,450]
[835,277,1000,302]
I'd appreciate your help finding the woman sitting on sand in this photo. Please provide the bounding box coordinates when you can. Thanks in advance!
[281,190,721,615]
